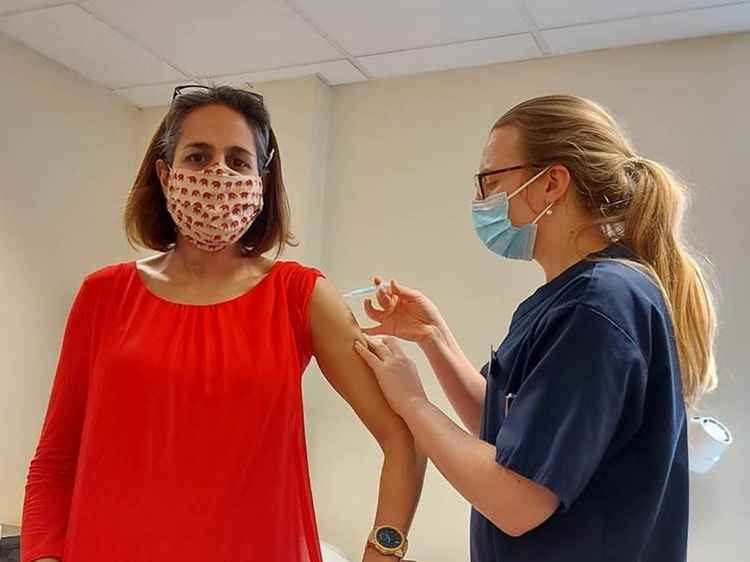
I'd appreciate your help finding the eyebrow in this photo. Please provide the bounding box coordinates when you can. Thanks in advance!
[182,142,255,157]
[183,142,213,151]
[478,166,500,176]
[229,145,255,157]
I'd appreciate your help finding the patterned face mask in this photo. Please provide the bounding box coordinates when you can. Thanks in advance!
[165,162,264,252]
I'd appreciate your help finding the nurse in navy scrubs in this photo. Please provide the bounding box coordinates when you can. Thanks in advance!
[354,95,718,562]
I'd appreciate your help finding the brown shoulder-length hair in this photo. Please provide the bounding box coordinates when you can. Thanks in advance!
[124,85,296,257]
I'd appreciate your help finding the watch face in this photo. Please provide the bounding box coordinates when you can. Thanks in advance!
[376,527,403,550]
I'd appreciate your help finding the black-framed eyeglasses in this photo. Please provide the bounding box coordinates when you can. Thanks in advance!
[171,84,265,104]
[170,84,275,171]
[474,163,546,200]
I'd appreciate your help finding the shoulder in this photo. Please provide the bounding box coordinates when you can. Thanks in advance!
[551,258,665,310]
[585,258,666,311]
[273,260,326,285]
[271,260,327,306]
[66,262,133,317]
[553,258,670,343]
[273,259,323,274]
[80,262,134,294]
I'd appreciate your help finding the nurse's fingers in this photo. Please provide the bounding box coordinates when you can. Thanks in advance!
[364,298,385,322]
[375,284,395,310]
[390,279,421,299]
[366,336,392,361]
[372,276,396,310]
[354,341,380,370]
[381,336,405,356]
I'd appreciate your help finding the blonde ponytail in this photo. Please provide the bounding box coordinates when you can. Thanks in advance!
[623,158,717,405]
[495,95,718,406]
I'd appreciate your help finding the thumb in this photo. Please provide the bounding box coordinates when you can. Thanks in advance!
[390,278,421,299]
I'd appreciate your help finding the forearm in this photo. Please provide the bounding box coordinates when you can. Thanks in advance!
[308,279,427,555]
[419,323,486,434]
[22,482,71,562]
[22,451,78,561]
[371,426,427,535]
[400,397,557,537]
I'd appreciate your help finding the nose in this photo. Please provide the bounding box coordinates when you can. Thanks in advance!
[205,159,237,176]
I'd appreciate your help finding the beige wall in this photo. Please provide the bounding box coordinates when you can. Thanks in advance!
[310,33,750,561]
[0,33,139,524]
[2,28,748,562]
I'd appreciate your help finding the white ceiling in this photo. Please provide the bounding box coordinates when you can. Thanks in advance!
[1,0,749,107]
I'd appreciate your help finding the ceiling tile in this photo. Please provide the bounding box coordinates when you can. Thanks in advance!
[0,1,64,17]
[312,60,367,85]
[0,4,185,88]
[83,0,342,78]
[542,3,750,54]
[115,61,366,107]
[525,0,738,29]
[291,0,529,56]
[358,34,541,79]
[113,81,198,108]
[211,60,366,88]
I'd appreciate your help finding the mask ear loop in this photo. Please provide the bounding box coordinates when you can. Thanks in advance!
[258,148,275,197]
[507,166,551,200]
[263,148,275,173]
[508,166,553,223]
[532,201,554,224]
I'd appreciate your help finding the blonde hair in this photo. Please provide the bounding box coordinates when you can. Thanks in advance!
[494,95,717,406]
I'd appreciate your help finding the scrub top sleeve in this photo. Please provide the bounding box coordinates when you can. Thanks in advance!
[495,304,647,510]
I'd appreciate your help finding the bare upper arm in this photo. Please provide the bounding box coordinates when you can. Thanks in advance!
[309,278,410,447]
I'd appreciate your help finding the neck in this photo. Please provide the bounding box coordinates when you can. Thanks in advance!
[168,236,246,278]
[536,224,609,282]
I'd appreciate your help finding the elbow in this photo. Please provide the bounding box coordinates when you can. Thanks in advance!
[484,512,541,538]
[497,521,537,538]
[484,493,559,538]
[27,455,73,480]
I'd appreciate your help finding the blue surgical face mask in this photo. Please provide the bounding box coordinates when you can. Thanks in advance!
[471,167,552,261]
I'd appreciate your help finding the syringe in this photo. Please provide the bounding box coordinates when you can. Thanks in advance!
[342,282,391,299]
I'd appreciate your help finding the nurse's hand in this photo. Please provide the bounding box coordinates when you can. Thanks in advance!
[363,277,444,344]
[355,336,427,417]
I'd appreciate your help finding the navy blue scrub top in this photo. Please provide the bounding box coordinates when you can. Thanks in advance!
[471,245,689,562]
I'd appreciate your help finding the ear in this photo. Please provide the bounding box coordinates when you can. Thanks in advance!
[544,164,572,204]
[155,159,171,195]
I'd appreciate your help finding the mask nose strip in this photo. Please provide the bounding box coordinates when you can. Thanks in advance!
[203,162,237,176]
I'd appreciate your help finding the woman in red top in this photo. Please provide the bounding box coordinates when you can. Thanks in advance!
[21,85,426,562]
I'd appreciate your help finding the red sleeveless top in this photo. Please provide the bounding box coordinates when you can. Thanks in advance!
[22,261,325,562]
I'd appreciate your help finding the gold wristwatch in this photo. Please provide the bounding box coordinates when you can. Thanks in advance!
[367,525,408,558]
